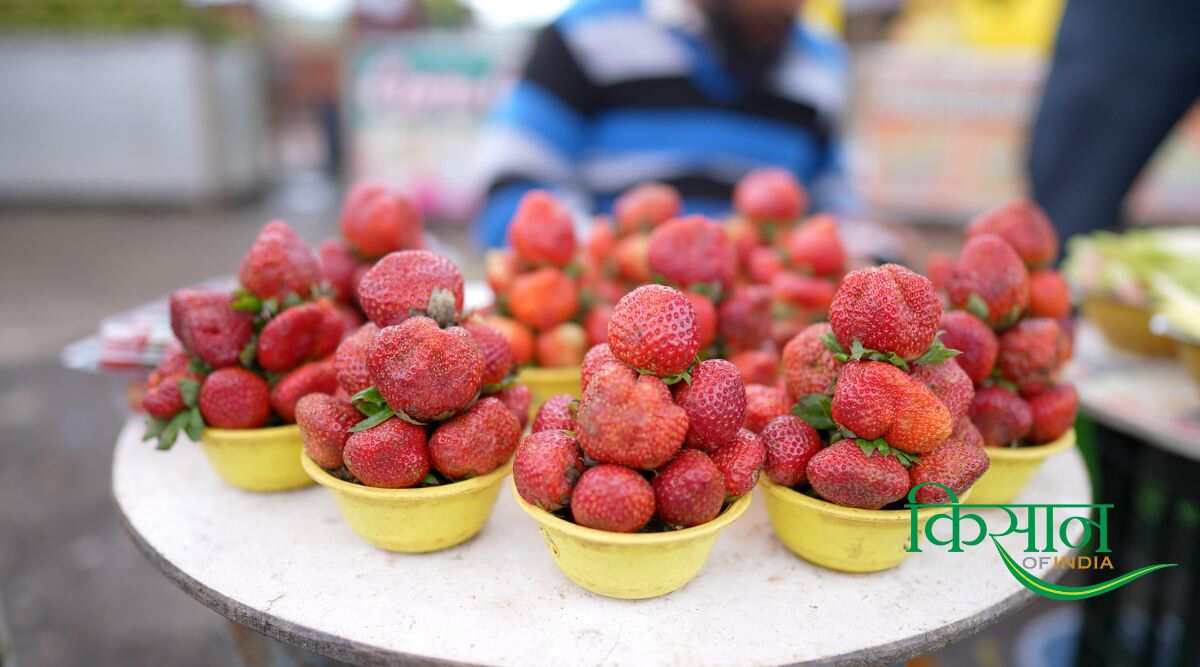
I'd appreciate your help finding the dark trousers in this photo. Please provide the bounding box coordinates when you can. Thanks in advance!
[1028,0,1200,246]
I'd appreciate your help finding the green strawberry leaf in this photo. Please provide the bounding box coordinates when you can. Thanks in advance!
[829,431,844,443]
[184,406,204,442]
[966,293,990,321]
[351,386,386,408]
[892,449,920,467]
[689,282,722,302]
[350,408,395,433]
[1000,304,1024,328]
[856,437,885,457]
[420,473,442,486]
[914,335,961,366]
[143,416,166,441]
[262,297,280,318]
[158,412,188,450]
[264,371,286,387]
[176,377,200,408]
[849,339,866,361]
[649,273,669,286]
[863,349,910,371]
[230,288,262,313]
[187,356,211,376]
[239,335,258,369]
[562,262,583,279]
[821,331,846,356]
[281,292,303,310]
[792,393,835,431]
[482,376,517,394]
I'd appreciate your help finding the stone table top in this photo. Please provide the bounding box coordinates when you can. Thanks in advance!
[113,418,1092,667]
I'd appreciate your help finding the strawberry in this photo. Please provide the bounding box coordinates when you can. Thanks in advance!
[807,440,910,510]
[295,393,361,469]
[147,347,191,386]
[584,220,617,264]
[724,218,761,265]
[938,311,998,385]
[608,285,699,378]
[580,343,620,393]
[142,373,194,420]
[333,323,377,395]
[535,322,587,367]
[576,363,687,469]
[169,289,226,349]
[198,367,271,429]
[429,397,521,479]
[730,349,779,387]
[497,384,532,428]
[996,318,1070,396]
[711,428,767,497]
[583,304,613,347]
[1027,269,1071,319]
[256,303,324,372]
[785,214,845,277]
[652,449,725,527]
[782,322,840,400]
[508,267,579,332]
[484,249,520,295]
[508,190,576,268]
[614,182,681,236]
[760,415,822,487]
[744,383,791,433]
[771,272,836,311]
[733,167,807,223]
[483,315,535,366]
[925,252,954,292]
[967,199,1058,269]
[269,360,338,423]
[1027,383,1078,444]
[683,291,718,351]
[532,394,577,433]
[464,320,514,387]
[238,220,321,301]
[513,430,585,511]
[367,317,484,422]
[947,234,1030,328]
[318,239,361,303]
[357,250,464,327]
[746,246,785,284]
[830,264,942,361]
[647,216,737,292]
[339,184,423,259]
[673,359,747,452]
[909,417,990,503]
[572,464,656,532]
[831,361,953,454]
[718,285,773,353]
[613,234,652,283]
[170,290,254,369]
[911,359,975,419]
[343,418,430,488]
[969,387,1033,447]
[308,300,352,361]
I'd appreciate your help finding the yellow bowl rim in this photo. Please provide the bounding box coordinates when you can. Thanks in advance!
[511,479,752,545]
[759,477,970,525]
[983,428,1076,461]
[515,365,582,380]
[202,423,301,440]
[301,452,512,500]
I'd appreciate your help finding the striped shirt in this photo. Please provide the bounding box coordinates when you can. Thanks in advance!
[472,0,854,247]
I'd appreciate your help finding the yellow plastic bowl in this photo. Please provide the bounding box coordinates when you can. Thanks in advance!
[968,429,1076,504]
[761,479,972,573]
[1082,298,1177,357]
[517,365,582,413]
[301,453,511,553]
[513,483,752,599]
[199,424,313,492]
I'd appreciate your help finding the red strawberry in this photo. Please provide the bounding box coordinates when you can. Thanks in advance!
[1027,269,1071,319]
[367,317,484,422]
[733,167,807,223]
[142,374,192,420]
[969,387,1033,447]
[724,218,761,265]
[343,418,430,488]
[508,190,576,268]
[532,394,577,433]
[830,264,941,360]
[308,300,352,361]
[711,428,767,496]
[169,289,226,349]
[926,252,954,292]
[484,315,534,366]
[938,311,998,384]
[485,249,520,295]
[785,214,845,276]
[718,285,773,353]
[782,322,840,400]
[760,415,822,487]
[771,272,836,311]
[170,290,254,369]
[909,417,990,503]
[148,347,191,387]
[576,363,687,469]
[583,304,613,347]
[256,303,324,373]
[807,440,910,510]
[996,318,1070,396]
[614,182,681,236]
[535,322,587,368]
[647,216,737,291]
[831,361,953,454]
[911,359,975,419]
[1027,383,1078,444]
[318,239,361,303]
[730,349,779,387]
[584,220,617,264]
[339,183,423,259]
[744,383,790,433]
[429,397,521,479]
[613,234,652,283]
[513,430,585,511]
[674,359,747,452]
[334,323,378,395]
[572,464,656,532]
[269,360,338,423]
[608,285,699,377]
[464,320,514,387]
[967,199,1058,269]
[947,234,1030,327]
[653,449,725,527]
[509,268,579,332]
[683,291,718,351]
[198,367,271,429]
[581,343,620,393]
[357,250,464,327]
[238,220,321,300]
[746,246,785,284]
[497,384,532,428]
[295,393,361,469]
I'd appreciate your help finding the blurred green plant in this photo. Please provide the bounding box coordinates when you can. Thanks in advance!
[0,0,236,39]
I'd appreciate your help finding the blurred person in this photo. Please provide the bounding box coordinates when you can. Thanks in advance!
[472,0,854,246]
[1029,0,1200,244]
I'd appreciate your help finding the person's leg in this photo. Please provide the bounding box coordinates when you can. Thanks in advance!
[1028,0,1200,245]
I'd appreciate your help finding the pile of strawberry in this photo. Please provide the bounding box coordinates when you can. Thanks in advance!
[297,249,531,488]
[930,199,1078,448]
[513,285,764,532]
[144,221,361,447]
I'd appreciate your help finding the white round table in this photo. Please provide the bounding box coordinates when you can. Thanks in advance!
[112,418,1092,666]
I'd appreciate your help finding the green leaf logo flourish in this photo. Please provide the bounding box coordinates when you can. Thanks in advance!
[992,538,1175,601]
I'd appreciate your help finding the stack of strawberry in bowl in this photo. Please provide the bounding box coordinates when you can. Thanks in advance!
[512,285,762,599]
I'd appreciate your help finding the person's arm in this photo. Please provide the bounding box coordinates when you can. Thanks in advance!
[473,25,596,247]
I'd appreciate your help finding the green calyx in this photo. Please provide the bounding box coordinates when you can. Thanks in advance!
[425,287,460,328]
[143,405,204,451]
[639,355,700,385]
[349,385,426,431]
[966,293,990,321]
[913,334,960,366]
[792,393,834,431]
[855,437,919,467]
[823,333,911,371]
